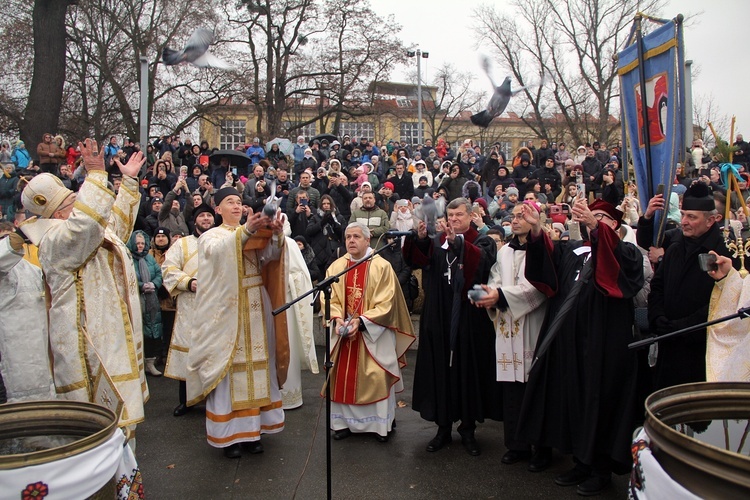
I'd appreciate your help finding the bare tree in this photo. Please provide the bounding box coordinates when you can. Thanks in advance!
[693,93,729,149]
[421,63,485,144]
[312,0,406,135]
[0,0,77,157]
[65,0,241,142]
[475,0,665,146]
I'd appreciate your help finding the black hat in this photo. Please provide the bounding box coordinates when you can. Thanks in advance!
[682,182,715,211]
[520,153,531,163]
[155,226,171,238]
[213,187,241,206]
[192,203,215,221]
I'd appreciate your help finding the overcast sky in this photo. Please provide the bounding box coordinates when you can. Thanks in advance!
[370,0,748,141]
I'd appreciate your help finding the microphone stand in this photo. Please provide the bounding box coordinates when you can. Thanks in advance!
[272,235,406,500]
[628,306,750,350]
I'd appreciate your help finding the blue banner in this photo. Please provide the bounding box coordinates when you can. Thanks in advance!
[618,19,685,245]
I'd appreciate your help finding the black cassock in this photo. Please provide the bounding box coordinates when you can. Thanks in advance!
[517,223,644,473]
[404,226,501,427]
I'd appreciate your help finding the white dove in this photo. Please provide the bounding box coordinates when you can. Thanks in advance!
[162,27,233,70]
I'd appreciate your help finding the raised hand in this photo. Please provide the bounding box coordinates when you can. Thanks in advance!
[644,194,665,220]
[79,139,105,171]
[115,151,145,178]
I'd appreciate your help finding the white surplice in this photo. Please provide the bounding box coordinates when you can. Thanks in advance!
[487,243,547,382]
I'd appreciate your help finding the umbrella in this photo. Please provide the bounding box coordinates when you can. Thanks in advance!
[209,149,251,169]
[530,255,593,371]
[266,138,293,156]
[309,133,337,146]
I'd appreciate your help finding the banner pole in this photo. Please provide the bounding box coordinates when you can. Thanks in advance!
[635,14,654,199]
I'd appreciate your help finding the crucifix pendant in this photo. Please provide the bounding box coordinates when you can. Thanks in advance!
[444,267,452,284]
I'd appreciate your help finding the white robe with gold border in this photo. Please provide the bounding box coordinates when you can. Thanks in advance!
[162,235,199,381]
[281,237,318,409]
[487,243,547,382]
[0,237,56,402]
[707,267,750,381]
[21,171,148,427]
[186,225,286,447]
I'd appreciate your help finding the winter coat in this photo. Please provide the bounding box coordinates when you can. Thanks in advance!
[306,209,346,273]
[0,171,19,219]
[10,147,31,169]
[127,231,163,340]
[439,175,467,201]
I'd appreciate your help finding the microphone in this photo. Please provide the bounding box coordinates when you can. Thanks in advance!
[385,230,414,238]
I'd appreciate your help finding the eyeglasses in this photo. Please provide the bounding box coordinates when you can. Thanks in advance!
[593,212,615,222]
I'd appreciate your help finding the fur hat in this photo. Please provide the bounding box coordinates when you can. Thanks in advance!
[22,173,73,218]
[682,181,715,211]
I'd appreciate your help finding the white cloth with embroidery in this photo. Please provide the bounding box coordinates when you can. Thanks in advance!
[162,235,200,381]
[0,429,141,500]
[280,237,318,409]
[629,427,701,499]
[0,237,56,402]
[19,171,147,427]
[486,243,547,382]
[707,267,750,382]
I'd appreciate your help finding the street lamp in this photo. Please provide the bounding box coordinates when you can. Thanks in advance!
[406,48,429,146]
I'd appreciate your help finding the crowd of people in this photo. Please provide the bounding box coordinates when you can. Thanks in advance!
[1,129,750,497]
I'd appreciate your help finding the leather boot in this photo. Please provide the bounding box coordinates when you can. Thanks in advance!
[145,358,162,377]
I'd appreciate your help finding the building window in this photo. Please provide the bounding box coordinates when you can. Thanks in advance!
[400,122,419,146]
[219,120,246,150]
[339,122,374,141]
[283,121,317,142]
[498,141,512,158]
[396,98,413,108]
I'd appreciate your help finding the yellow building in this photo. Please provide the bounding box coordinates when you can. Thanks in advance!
[198,81,616,159]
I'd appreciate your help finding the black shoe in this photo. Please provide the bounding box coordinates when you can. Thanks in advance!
[173,403,191,417]
[576,474,611,496]
[501,449,532,464]
[461,436,481,456]
[426,432,451,452]
[555,465,591,487]
[375,434,389,443]
[527,449,552,472]
[223,443,241,459]
[333,428,352,441]
[242,441,264,454]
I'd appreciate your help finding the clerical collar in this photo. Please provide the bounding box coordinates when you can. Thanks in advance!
[221,222,240,229]
[349,247,373,264]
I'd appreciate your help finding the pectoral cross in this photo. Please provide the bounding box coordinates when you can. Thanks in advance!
[444,267,452,284]
[498,353,512,371]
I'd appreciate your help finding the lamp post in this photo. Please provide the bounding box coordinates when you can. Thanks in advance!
[406,48,429,146]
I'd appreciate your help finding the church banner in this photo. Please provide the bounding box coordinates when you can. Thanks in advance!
[618,18,685,245]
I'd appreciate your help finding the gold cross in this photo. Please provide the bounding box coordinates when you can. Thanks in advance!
[498,353,512,371]
[513,353,523,370]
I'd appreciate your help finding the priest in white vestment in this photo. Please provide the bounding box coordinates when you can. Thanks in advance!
[162,203,215,416]
[0,223,55,402]
[325,222,415,442]
[19,141,148,431]
[281,237,319,409]
[706,251,750,382]
[185,187,289,459]
[473,203,548,469]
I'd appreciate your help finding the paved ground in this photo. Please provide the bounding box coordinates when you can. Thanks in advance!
[137,348,630,499]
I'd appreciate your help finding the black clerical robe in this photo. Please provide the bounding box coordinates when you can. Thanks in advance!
[518,223,644,473]
[404,226,500,427]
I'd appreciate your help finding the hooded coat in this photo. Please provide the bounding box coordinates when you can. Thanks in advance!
[127,230,163,340]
